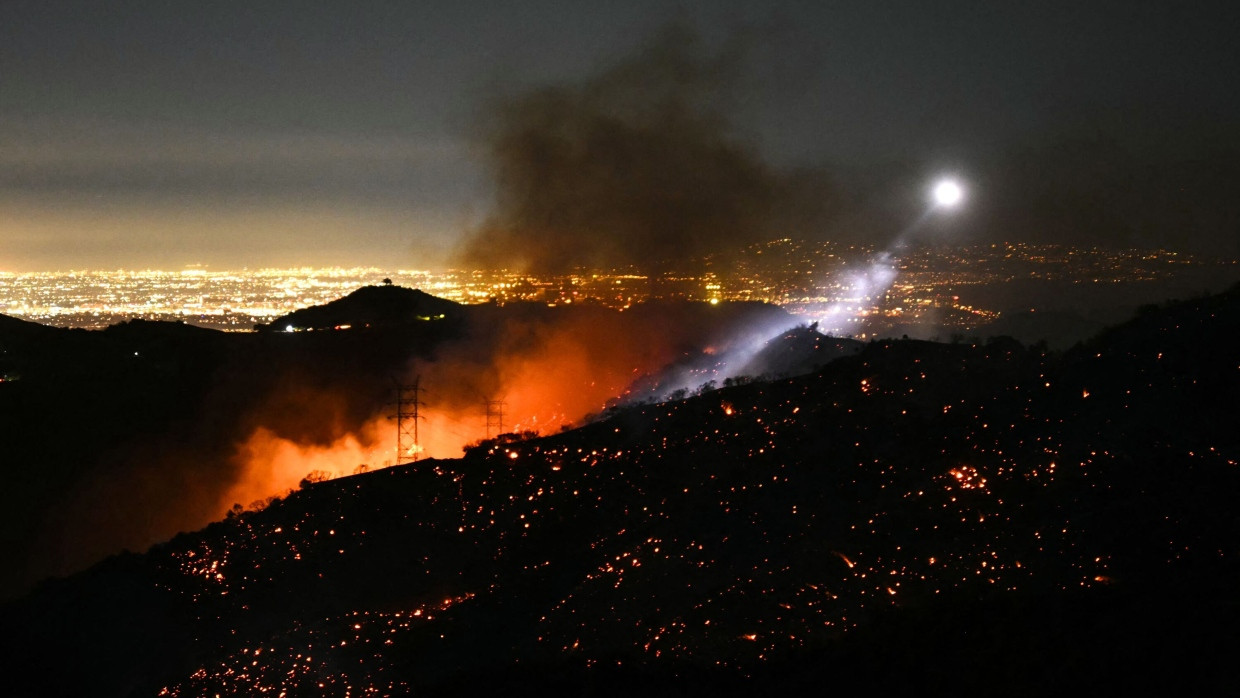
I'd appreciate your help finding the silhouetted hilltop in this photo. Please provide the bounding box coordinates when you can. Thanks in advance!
[261,284,464,331]
[1,313,53,378]
[0,311,56,336]
[1,312,64,372]
[739,322,865,378]
[4,285,1238,696]
[1083,281,1240,358]
[981,307,1107,349]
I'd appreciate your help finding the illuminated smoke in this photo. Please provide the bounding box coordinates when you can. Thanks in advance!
[814,251,898,336]
[617,309,798,403]
[812,202,945,334]
[223,301,795,492]
[222,423,393,512]
[390,302,793,457]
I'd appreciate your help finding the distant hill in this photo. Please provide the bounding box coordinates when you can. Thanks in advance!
[0,312,56,378]
[0,311,55,336]
[739,322,865,378]
[980,307,1107,349]
[0,312,60,362]
[261,284,464,331]
[4,284,1239,695]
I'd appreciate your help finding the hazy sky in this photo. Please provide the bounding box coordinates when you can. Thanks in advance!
[2,0,1237,270]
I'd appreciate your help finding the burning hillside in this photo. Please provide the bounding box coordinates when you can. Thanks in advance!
[4,285,1239,695]
[0,285,811,599]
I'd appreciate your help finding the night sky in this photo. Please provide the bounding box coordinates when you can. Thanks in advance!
[3,0,1238,271]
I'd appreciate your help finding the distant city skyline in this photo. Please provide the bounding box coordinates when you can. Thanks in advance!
[6,241,1236,351]
[3,1,1238,270]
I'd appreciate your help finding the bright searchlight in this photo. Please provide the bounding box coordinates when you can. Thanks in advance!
[933,179,964,208]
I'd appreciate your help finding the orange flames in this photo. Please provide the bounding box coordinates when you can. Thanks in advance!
[224,304,736,512]
[222,422,392,512]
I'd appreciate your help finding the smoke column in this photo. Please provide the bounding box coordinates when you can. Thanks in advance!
[460,25,841,275]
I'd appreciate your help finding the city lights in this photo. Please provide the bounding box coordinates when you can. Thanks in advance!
[0,242,1225,337]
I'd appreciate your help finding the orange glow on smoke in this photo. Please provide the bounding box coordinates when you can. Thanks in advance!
[223,336,646,510]
[225,304,773,512]
[223,421,392,512]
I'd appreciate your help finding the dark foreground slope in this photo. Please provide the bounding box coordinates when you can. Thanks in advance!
[3,286,1239,697]
[0,307,456,600]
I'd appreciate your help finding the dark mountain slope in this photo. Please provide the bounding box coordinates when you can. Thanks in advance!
[739,322,864,377]
[0,303,456,599]
[3,288,1238,696]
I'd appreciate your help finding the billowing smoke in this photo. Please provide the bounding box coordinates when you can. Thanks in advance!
[814,250,900,336]
[393,300,792,457]
[460,25,836,274]
[18,354,400,598]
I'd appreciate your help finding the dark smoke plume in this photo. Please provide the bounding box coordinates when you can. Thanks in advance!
[461,26,830,274]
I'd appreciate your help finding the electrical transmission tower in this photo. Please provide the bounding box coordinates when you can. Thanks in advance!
[391,377,424,463]
[485,398,506,439]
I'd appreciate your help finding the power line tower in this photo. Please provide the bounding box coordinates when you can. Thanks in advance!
[391,377,424,463]
[485,398,506,439]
